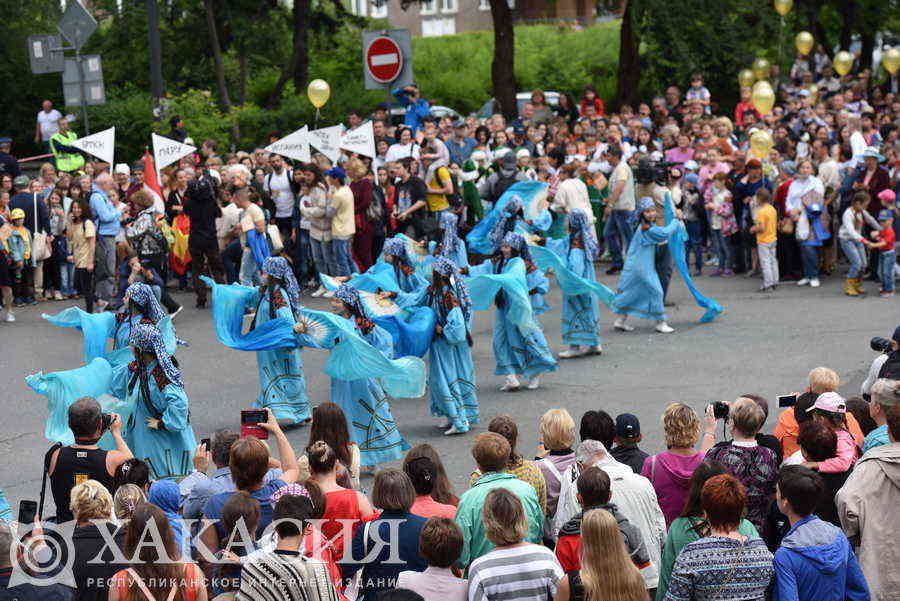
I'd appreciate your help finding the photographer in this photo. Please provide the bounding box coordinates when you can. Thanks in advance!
[47,397,132,523]
[635,156,676,301]
[861,326,900,396]
[392,83,430,136]
[183,170,226,309]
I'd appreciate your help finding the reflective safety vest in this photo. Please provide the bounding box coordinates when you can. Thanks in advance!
[50,130,85,173]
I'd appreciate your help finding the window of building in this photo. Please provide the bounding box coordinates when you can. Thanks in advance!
[349,0,367,15]
[441,0,457,13]
[478,0,489,9]
[370,0,387,17]
[421,17,456,36]
[419,0,436,14]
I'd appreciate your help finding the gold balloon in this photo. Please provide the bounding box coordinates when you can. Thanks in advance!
[752,57,771,81]
[738,69,756,89]
[773,0,792,16]
[307,79,331,109]
[750,130,774,160]
[883,47,900,75]
[795,31,814,56]
[806,83,819,103]
[751,80,775,115]
[833,51,853,77]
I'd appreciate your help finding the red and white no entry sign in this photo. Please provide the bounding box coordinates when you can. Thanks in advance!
[365,36,403,84]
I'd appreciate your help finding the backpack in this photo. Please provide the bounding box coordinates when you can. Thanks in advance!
[265,169,293,198]
[490,172,519,203]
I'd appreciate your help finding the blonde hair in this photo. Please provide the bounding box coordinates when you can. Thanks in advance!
[70,480,114,522]
[345,157,368,180]
[482,487,527,547]
[580,509,647,601]
[662,402,701,448]
[540,408,576,450]
[808,367,839,394]
[114,484,147,522]
[730,397,766,437]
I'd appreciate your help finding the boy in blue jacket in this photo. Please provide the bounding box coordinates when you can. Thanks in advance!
[773,465,869,601]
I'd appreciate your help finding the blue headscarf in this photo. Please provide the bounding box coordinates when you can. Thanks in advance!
[130,322,183,388]
[125,282,166,323]
[438,212,460,258]
[383,237,410,265]
[433,256,472,324]
[636,196,656,214]
[490,197,523,252]
[335,283,371,320]
[568,209,598,261]
[501,231,532,264]
[263,256,300,311]
[148,480,186,552]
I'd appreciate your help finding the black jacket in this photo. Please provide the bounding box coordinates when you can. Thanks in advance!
[71,522,126,601]
[9,192,50,234]
[610,443,649,474]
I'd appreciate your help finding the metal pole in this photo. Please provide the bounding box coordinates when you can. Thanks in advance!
[77,50,90,134]
[146,0,165,120]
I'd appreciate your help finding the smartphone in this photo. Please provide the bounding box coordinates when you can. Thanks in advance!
[200,437,211,449]
[778,394,798,408]
[240,410,269,440]
[18,500,38,524]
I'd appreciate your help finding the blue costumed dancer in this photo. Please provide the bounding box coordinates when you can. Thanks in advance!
[247,256,311,424]
[110,322,197,480]
[294,284,410,467]
[550,209,603,358]
[465,232,556,391]
[388,256,478,435]
[429,211,469,268]
[490,205,551,315]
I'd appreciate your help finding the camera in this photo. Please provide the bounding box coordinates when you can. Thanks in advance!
[101,413,115,431]
[634,158,675,186]
[871,336,892,353]
[187,171,219,205]
[712,401,730,420]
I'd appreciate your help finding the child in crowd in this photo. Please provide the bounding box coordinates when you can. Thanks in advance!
[8,208,34,306]
[707,171,736,276]
[66,200,96,313]
[686,72,711,114]
[610,413,649,474]
[750,188,778,292]
[681,173,704,275]
[47,189,72,299]
[871,209,896,297]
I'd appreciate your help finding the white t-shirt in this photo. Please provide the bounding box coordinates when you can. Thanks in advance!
[608,161,635,211]
[37,109,62,141]
[267,169,294,218]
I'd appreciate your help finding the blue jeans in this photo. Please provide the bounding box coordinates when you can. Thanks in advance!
[604,209,635,267]
[710,229,732,271]
[59,261,75,296]
[310,237,333,278]
[840,238,867,278]
[685,221,703,271]
[331,238,354,276]
[880,250,896,292]
[800,244,819,279]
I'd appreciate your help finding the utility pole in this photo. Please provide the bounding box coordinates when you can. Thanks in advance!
[146,0,165,121]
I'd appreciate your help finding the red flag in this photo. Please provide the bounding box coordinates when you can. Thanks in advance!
[142,150,164,213]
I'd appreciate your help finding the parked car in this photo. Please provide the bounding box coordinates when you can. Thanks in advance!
[476,91,561,120]
[389,104,461,126]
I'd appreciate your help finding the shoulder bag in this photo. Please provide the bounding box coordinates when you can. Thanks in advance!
[32,193,51,262]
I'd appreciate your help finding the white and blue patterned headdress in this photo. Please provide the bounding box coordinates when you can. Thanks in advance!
[438,211,460,258]
[501,231,532,263]
[130,322,183,388]
[569,209,599,261]
[383,237,410,265]
[490,196,523,252]
[126,282,166,323]
[433,256,472,324]
[263,256,300,311]
[335,283,370,320]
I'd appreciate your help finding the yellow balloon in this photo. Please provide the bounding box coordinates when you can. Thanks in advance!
[738,69,756,89]
[883,47,900,76]
[750,130,774,160]
[795,31,814,56]
[751,81,775,115]
[833,51,853,77]
[806,83,819,103]
[773,0,792,16]
[752,57,771,81]
[307,79,331,109]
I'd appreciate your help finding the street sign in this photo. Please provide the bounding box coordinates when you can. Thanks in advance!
[362,29,413,90]
[366,36,403,84]
[57,0,98,52]
[62,56,105,106]
[27,34,64,74]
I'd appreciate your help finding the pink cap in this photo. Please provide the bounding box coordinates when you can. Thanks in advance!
[807,391,846,414]
[878,189,896,203]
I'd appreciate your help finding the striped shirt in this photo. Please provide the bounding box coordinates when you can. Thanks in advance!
[468,544,563,601]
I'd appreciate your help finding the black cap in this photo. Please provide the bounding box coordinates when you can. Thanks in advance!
[892,326,900,343]
[615,413,640,438]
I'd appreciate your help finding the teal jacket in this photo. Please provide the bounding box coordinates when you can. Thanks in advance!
[455,471,544,569]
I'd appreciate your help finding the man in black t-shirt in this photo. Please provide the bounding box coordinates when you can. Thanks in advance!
[393,157,428,240]
[184,171,226,309]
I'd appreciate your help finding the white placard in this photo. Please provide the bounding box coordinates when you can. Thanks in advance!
[71,126,115,166]
[265,125,310,163]
[340,120,376,159]
[308,125,343,164]
[152,132,196,171]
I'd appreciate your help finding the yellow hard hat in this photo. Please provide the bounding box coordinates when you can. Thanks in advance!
[10,208,25,220]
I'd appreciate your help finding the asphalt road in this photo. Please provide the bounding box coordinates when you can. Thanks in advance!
[1,270,894,515]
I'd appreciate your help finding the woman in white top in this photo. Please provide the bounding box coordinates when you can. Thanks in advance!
[785,159,828,287]
[385,127,421,163]
[838,191,879,295]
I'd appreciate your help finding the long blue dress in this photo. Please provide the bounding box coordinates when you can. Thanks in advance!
[330,316,411,467]
[248,284,310,423]
[548,238,600,346]
[109,359,197,480]
[612,220,680,321]
[469,257,557,379]
[395,287,478,432]
[527,262,551,316]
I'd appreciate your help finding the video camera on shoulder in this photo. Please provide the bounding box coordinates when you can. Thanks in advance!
[187,171,219,205]
[634,158,675,186]
[871,336,892,353]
